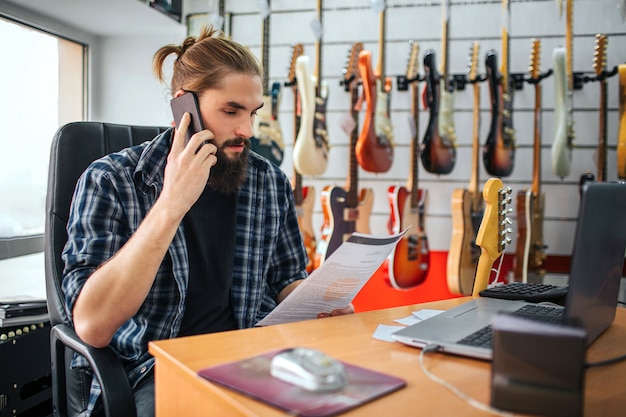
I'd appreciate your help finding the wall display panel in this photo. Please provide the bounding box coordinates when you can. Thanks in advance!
[183,0,625,303]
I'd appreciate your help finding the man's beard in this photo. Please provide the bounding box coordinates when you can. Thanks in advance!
[207,137,250,195]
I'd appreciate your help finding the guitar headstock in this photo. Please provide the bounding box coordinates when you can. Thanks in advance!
[468,41,480,81]
[343,42,363,88]
[528,38,541,80]
[405,40,420,81]
[476,178,513,263]
[593,34,608,76]
[288,43,304,83]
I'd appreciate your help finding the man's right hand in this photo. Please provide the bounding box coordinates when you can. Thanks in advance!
[161,112,217,218]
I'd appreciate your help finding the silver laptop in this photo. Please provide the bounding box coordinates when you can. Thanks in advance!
[392,181,626,360]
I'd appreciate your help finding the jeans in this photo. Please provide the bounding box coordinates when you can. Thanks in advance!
[90,368,154,417]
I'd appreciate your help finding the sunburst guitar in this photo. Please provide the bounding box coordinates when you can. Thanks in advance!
[471,178,513,298]
[420,0,457,175]
[387,40,430,290]
[483,0,515,177]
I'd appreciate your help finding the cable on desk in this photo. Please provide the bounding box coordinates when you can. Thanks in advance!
[586,352,626,368]
[418,344,514,417]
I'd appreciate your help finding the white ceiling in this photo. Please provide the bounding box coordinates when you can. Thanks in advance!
[2,0,186,36]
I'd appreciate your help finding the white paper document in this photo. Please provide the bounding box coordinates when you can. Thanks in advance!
[257,230,406,326]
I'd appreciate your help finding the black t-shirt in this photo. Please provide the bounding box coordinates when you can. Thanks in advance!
[178,187,238,337]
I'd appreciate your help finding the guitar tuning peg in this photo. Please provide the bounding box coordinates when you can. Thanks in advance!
[501,217,513,225]
[500,227,513,236]
[501,237,512,246]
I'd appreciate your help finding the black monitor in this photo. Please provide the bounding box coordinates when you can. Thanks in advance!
[148,0,182,23]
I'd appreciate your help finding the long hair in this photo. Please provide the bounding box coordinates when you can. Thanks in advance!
[152,26,262,95]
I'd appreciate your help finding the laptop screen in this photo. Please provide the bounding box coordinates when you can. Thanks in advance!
[564,182,626,343]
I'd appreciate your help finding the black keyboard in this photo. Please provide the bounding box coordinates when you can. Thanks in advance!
[457,304,565,348]
[479,282,568,302]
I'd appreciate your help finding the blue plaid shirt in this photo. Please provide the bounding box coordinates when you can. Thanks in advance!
[62,129,308,413]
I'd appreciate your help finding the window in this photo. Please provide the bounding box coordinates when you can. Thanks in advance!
[0,16,86,258]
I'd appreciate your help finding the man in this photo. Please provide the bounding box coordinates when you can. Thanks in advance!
[62,26,352,416]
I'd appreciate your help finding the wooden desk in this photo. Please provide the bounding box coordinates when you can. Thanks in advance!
[149,298,626,416]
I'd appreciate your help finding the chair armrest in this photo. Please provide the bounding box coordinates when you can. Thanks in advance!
[50,324,137,417]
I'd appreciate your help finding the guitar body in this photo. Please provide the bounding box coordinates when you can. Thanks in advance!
[387,185,429,289]
[356,50,394,173]
[293,55,329,176]
[296,185,317,273]
[552,47,570,178]
[619,64,626,179]
[483,50,515,177]
[514,190,546,282]
[420,51,456,175]
[447,188,483,295]
[251,83,284,165]
[314,185,373,268]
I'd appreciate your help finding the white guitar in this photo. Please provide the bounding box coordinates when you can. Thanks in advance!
[293,55,329,176]
[551,47,570,178]
[551,0,574,178]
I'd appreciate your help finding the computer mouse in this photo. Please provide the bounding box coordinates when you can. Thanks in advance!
[270,347,346,392]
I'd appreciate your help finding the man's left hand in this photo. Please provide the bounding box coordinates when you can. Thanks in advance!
[317,304,355,319]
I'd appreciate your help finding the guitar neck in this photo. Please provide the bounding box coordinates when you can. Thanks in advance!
[500,0,510,88]
[566,0,574,92]
[346,83,360,208]
[293,83,303,205]
[315,0,323,85]
[376,9,385,81]
[409,82,420,209]
[260,2,270,95]
[469,81,480,206]
[598,78,608,182]
[440,1,450,84]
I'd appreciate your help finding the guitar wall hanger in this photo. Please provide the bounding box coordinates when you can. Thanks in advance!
[506,69,554,91]
[396,73,424,91]
[450,73,486,91]
[573,66,618,88]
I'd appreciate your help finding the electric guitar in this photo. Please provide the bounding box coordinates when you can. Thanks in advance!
[447,42,484,295]
[618,63,626,179]
[288,44,316,273]
[420,0,457,175]
[387,40,430,290]
[356,6,394,173]
[594,34,608,183]
[552,0,574,178]
[292,0,330,177]
[483,0,515,177]
[471,178,513,298]
[514,39,547,283]
[251,1,284,166]
[315,43,374,267]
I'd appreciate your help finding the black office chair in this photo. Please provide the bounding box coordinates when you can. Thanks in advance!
[44,122,168,417]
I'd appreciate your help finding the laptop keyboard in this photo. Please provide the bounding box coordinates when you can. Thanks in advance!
[457,304,564,349]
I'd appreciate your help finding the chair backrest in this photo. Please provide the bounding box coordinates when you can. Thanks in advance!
[44,122,168,326]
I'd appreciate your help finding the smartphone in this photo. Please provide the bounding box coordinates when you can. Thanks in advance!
[170,91,205,145]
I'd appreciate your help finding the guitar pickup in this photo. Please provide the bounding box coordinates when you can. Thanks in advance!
[343,208,359,222]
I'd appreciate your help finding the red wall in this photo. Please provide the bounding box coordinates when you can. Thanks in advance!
[353,251,515,312]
